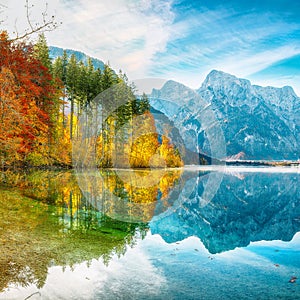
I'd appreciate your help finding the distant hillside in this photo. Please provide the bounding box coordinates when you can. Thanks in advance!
[49,46,105,70]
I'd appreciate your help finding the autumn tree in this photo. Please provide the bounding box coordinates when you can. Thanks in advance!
[0,30,74,167]
[0,67,23,165]
[129,112,160,168]
[0,11,183,169]
[0,32,53,165]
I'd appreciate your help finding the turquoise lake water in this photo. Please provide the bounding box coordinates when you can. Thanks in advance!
[0,167,299,299]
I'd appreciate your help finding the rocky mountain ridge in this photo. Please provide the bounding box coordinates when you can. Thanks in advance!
[150,70,300,160]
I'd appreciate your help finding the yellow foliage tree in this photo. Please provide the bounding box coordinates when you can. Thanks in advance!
[96,110,183,169]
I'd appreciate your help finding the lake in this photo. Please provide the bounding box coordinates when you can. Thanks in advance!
[0,167,299,299]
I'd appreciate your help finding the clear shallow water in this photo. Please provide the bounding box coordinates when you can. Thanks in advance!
[0,167,299,299]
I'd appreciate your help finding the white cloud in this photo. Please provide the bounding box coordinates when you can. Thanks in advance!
[1,0,177,78]
[44,0,177,78]
[2,1,300,94]
[212,46,300,78]
[145,7,300,90]
[160,47,300,94]
[0,235,167,299]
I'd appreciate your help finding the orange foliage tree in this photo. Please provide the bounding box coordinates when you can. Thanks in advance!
[0,31,69,166]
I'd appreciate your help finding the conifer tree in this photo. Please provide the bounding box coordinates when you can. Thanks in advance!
[66,54,79,139]
[34,33,52,71]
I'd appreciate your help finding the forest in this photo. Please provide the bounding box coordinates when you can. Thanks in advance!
[0,31,183,169]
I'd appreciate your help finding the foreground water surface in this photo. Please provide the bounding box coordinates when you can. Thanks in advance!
[0,166,299,299]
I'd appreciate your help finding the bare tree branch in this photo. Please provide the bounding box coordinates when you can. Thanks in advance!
[1,0,61,42]
[0,3,8,25]
[26,0,35,32]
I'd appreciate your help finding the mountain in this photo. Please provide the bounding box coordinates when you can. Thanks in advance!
[198,70,299,160]
[49,46,105,70]
[150,71,300,161]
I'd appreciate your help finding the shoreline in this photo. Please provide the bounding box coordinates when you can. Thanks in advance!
[225,160,300,167]
[1,160,299,172]
[184,164,299,173]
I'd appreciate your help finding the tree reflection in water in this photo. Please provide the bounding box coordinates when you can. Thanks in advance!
[0,168,182,292]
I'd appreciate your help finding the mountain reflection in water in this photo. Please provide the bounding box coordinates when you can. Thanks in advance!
[150,169,300,253]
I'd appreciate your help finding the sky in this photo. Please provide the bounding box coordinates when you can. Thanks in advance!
[1,0,300,94]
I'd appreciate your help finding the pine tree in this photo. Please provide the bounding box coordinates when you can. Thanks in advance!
[77,60,88,108]
[34,33,52,72]
[33,33,64,160]
[61,51,68,127]
[101,63,117,91]
[52,56,63,79]
[66,54,79,139]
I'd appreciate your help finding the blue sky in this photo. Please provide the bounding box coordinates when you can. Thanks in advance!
[2,0,300,94]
